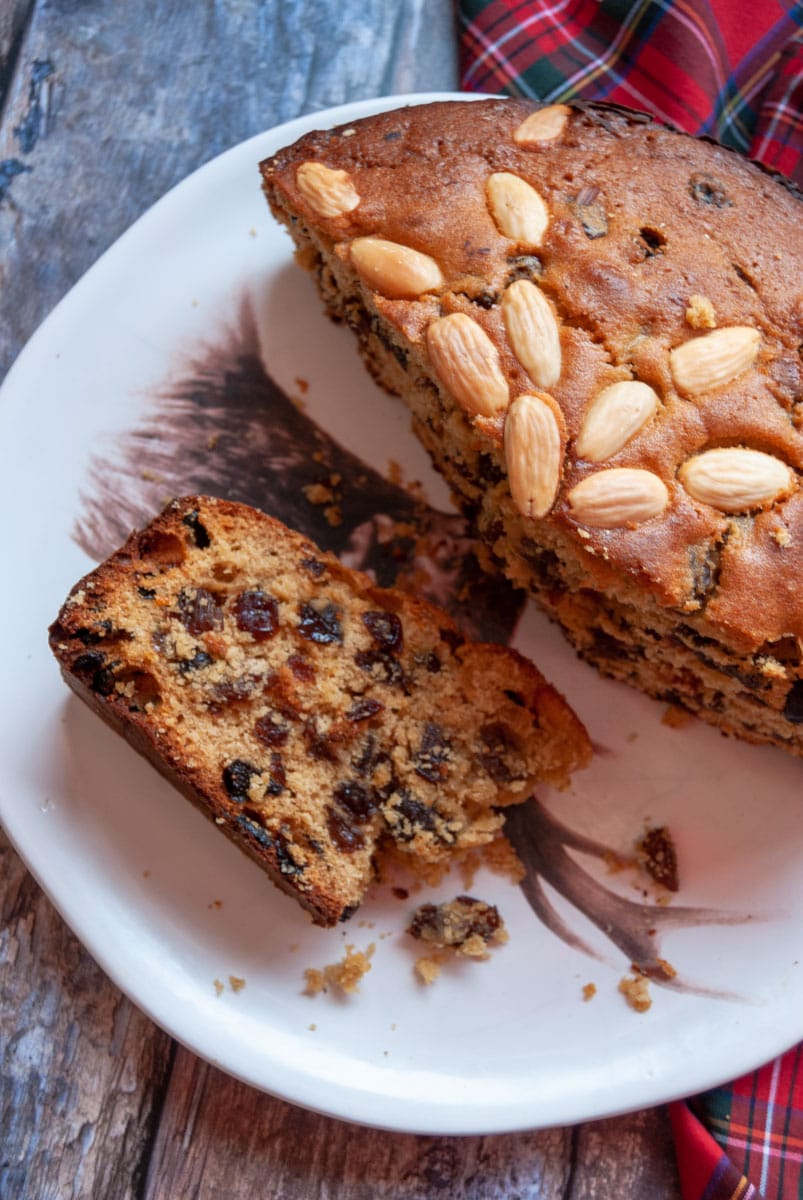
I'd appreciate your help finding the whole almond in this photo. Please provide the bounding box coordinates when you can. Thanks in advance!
[504,392,565,519]
[576,380,659,462]
[486,172,550,248]
[502,279,561,388]
[513,104,572,145]
[669,326,760,395]
[427,313,510,417]
[679,447,794,513]
[295,161,360,218]
[568,468,669,528]
[349,237,445,299]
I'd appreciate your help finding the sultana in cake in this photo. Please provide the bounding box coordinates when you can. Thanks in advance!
[49,496,590,926]
[260,98,803,756]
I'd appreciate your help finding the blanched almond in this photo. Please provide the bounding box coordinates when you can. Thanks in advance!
[568,468,669,528]
[427,313,509,417]
[504,392,565,518]
[669,326,760,395]
[513,104,572,145]
[486,172,549,248]
[576,380,659,462]
[502,279,561,388]
[295,162,360,218]
[679,448,794,513]
[349,237,444,299]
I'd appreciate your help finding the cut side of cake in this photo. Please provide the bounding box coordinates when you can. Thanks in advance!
[49,496,591,926]
[261,98,803,757]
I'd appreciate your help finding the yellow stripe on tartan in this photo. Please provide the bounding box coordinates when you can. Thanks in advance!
[549,0,656,102]
[730,1177,750,1200]
[715,50,785,146]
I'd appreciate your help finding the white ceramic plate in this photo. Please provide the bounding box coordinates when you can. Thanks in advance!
[2,94,802,1135]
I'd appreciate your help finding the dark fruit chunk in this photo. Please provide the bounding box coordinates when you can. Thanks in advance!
[234,590,280,641]
[476,722,517,783]
[175,587,223,634]
[355,648,406,687]
[637,826,679,892]
[333,780,377,822]
[346,697,384,722]
[688,172,732,207]
[223,759,261,803]
[389,792,436,840]
[254,712,290,746]
[266,752,286,796]
[783,681,803,724]
[362,610,403,651]
[287,654,315,681]
[300,557,326,577]
[182,509,211,548]
[415,721,451,783]
[303,721,336,761]
[177,650,213,673]
[327,806,365,852]
[298,602,342,644]
[72,650,106,675]
[275,830,305,876]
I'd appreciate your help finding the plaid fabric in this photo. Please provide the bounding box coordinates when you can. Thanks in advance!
[457,4,803,1196]
[458,0,803,186]
[669,1046,803,1200]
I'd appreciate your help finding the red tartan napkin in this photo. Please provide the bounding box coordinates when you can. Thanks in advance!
[457,4,803,1197]
[457,0,803,185]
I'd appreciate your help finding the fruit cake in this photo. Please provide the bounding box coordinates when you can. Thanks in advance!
[260,98,803,757]
[49,496,591,926]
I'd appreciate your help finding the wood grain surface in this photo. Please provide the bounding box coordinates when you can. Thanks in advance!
[0,3,681,1196]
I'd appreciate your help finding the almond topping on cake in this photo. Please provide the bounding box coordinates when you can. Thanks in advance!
[296,161,360,218]
[427,313,510,417]
[349,237,445,299]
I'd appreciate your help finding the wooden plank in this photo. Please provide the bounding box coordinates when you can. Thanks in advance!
[0,827,175,1200]
[141,1051,679,1199]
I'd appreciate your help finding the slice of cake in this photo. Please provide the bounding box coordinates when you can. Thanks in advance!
[49,496,590,926]
[261,98,803,757]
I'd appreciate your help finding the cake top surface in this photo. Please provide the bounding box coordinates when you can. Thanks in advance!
[262,99,803,654]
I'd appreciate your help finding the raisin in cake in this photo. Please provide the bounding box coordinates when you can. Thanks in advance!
[49,496,590,926]
[261,98,803,757]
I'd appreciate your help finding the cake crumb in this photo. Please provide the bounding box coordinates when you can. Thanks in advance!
[207,433,219,451]
[407,896,508,962]
[619,973,652,1012]
[661,703,693,729]
[304,943,375,997]
[229,975,246,993]
[207,899,223,910]
[772,525,792,548]
[303,482,335,506]
[414,955,443,985]
[294,376,309,394]
[685,294,717,329]
[582,982,597,1002]
[308,1023,317,1031]
[637,825,679,892]
[323,504,343,527]
[213,978,225,997]
[142,869,151,878]
[387,459,403,485]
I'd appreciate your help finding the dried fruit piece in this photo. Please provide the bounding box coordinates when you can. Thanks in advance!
[568,468,669,528]
[427,313,510,417]
[679,447,794,513]
[669,326,760,395]
[502,279,561,388]
[349,236,444,299]
[295,161,360,217]
[485,172,549,248]
[513,104,571,145]
[576,380,659,462]
[233,590,279,641]
[504,392,564,518]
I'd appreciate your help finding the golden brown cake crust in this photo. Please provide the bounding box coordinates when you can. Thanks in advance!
[49,496,590,926]
[261,99,803,755]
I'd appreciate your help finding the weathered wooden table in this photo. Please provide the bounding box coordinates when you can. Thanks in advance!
[0,4,681,1195]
